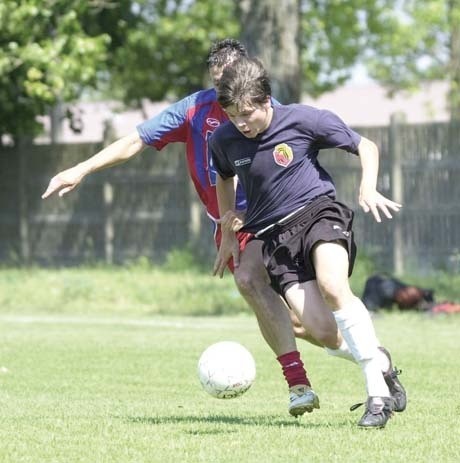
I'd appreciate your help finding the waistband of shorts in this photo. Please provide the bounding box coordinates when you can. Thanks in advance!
[255,195,332,238]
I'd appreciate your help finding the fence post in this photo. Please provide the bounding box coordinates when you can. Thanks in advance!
[389,112,406,275]
[18,139,31,264]
[102,119,116,264]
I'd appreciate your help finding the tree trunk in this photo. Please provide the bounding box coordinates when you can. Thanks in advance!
[448,0,460,121]
[238,0,301,103]
[50,100,64,144]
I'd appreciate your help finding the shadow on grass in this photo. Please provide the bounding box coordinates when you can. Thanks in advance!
[120,414,351,430]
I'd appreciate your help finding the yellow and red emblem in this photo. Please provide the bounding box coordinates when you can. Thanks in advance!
[273,143,294,167]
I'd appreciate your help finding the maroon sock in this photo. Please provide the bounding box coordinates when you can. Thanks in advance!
[277,351,311,388]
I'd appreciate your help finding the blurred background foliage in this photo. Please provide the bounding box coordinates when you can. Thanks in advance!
[1,0,459,143]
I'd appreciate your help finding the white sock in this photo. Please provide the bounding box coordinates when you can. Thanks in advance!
[326,338,391,372]
[325,338,356,363]
[377,349,390,373]
[333,297,390,397]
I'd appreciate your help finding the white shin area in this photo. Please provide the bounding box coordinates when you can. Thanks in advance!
[333,297,390,397]
[325,338,356,363]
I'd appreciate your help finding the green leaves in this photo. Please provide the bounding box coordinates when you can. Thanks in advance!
[365,1,455,94]
[0,0,238,141]
[3,0,459,141]
[0,0,112,140]
[110,0,239,104]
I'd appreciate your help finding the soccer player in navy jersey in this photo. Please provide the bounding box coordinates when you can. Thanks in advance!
[42,39,342,416]
[210,56,407,428]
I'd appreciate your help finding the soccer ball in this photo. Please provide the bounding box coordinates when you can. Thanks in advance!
[197,341,256,399]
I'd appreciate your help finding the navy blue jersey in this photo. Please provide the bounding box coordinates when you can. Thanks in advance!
[209,104,361,233]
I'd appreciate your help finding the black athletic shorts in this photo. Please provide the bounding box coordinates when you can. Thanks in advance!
[259,196,357,295]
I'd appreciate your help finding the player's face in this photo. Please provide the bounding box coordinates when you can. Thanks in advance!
[224,98,273,138]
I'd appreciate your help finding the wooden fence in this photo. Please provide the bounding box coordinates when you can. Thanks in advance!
[1,116,460,274]
[322,116,460,274]
[1,142,202,265]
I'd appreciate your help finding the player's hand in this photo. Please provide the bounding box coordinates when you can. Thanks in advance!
[41,166,86,199]
[359,186,402,222]
[213,232,240,278]
[217,210,244,232]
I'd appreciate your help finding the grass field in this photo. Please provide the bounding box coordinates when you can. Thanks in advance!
[1,311,460,463]
[1,261,459,316]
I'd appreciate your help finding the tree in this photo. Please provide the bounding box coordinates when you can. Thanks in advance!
[238,0,301,103]
[0,0,123,143]
[364,0,460,121]
[298,0,399,98]
[111,0,239,106]
[7,0,459,143]
[0,0,240,142]
[237,0,397,103]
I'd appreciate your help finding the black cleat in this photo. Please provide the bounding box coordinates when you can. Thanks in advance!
[379,346,407,412]
[351,396,394,429]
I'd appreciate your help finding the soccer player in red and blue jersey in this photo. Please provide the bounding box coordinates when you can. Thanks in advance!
[42,39,345,416]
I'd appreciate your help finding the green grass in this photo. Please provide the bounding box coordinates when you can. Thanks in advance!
[1,311,460,463]
[0,265,244,316]
[1,260,459,317]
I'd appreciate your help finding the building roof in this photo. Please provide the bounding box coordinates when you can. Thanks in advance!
[33,81,450,144]
[305,81,450,127]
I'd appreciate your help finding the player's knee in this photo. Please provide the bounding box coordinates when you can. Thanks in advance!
[293,324,338,348]
[293,325,312,341]
[233,267,256,296]
[315,327,341,349]
[317,276,351,308]
[234,263,267,297]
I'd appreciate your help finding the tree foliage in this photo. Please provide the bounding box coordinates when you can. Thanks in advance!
[0,0,238,141]
[299,0,396,97]
[0,0,120,140]
[363,0,460,120]
[2,0,460,142]
[111,0,239,104]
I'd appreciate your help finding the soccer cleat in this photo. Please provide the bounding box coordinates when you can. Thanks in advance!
[288,385,320,417]
[379,346,407,412]
[350,396,394,428]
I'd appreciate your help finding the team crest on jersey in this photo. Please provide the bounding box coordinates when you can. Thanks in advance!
[273,143,294,167]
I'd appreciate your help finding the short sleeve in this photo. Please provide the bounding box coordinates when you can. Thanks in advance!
[314,109,361,154]
[136,95,194,149]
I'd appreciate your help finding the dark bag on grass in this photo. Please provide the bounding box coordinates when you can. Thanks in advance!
[362,274,434,312]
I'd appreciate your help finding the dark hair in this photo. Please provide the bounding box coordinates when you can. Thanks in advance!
[206,38,247,69]
[217,57,271,109]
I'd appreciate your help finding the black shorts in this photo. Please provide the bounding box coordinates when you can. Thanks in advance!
[260,196,357,295]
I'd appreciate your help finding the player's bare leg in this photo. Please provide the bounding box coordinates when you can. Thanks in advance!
[234,240,344,351]
[285,280,343,349]
[233,239,319,415]
[313,241,395,427]
[287,303,323,346]
[236,240,354,371]
[234,239,308,355]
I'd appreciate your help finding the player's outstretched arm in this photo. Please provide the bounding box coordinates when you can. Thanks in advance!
[357,136,402,222]
[41,131,145,199]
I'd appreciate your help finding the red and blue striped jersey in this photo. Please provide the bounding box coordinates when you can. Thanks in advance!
[137,88,247,223]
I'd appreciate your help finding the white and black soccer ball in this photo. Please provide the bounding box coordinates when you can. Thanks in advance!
[197,341,256,399]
